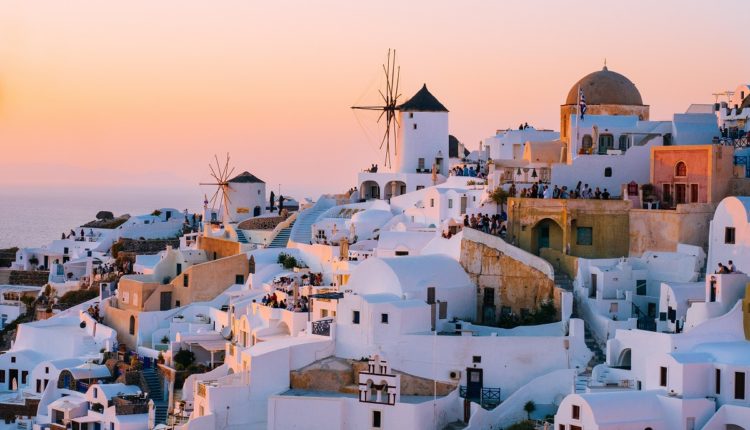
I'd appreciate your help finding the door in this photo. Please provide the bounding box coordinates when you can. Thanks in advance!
[253,206,261,217]
[539,226,550,250]
[460,196,467,215]
[590,274,598,298]
[710,279,717,302]
[690,184,699,203]
[675,184,687,204]
[9,369,17,390]
[465,368,483,400]
[482,288,496,324]
[160,292,172,311]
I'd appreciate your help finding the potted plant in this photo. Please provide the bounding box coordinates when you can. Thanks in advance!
[161,335,170,344]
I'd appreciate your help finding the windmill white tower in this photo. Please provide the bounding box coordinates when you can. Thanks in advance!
[200,154,266,225]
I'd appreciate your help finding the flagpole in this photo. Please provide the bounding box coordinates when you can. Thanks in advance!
[570,85,581,161]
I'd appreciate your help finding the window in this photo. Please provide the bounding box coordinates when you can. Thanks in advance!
[394,251,409,256]
[716,368,721,394]
[660,366,668,387]
[582,135,593,153]
[618,135,629,150]
[571,404,580,419]
[321,309,328,318]
[735,371,745,400]
[598,134,614,154]
[472,356,482,364]
[636,280,647,296]
[604,167,612,177]
[122,292,129,303]
[129,316,136,335]
[183,274,189,287]
[576,227,593,246]
[175,300,181,307]
[448,199,453,209]
[409,113,413,118]
[418,158,425,170]
[439,301,447,319]
[36,380,41,393]
[353,311,360,324]
[93,388,98,398]
[0,371,4,383]
[725,227,736,244]
[381,313,389,324]
[413,123,417,130]
[176,263,182,275]
[690,184,699,203]
[675,161,687,177]
[372,410,382,428]
[430,199,435,208]
[416,186,424,191]
[235,275,244,285]
[45,367,49,374]
[133,293,138,306]
[427,287,436,305]
[21,371,27,384]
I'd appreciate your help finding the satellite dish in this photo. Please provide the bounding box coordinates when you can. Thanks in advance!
[221,326,233,340]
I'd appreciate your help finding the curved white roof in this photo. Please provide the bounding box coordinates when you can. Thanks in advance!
[716,196,750,225]
[576,390,663,424]
[346,255,472,297]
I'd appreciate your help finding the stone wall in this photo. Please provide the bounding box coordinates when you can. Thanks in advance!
[0,398,39,421]
[460,229,559,325]
[8,270,49,286]
[628,203,715,256]
[289,357,456,396]
[237,215,288,231]
[117,238,179,256]
[729,177,750,197]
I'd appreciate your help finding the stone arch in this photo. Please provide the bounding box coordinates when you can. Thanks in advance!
[582,135,593,154]
[530,218,564,255]
[360,181,381,200]
[384,181,407,201]
[617,348,632,369]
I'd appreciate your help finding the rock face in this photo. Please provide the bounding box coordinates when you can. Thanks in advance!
[290,357,456,396]
[459,233,559,325]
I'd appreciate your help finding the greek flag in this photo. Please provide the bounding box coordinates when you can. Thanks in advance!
[579,88,587,120]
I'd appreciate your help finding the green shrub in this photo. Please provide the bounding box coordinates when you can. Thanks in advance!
[173,348,195,368]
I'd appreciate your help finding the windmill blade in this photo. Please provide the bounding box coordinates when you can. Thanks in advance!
[209,187,221,211]
[225,167,236,184]
[223,153,231,181]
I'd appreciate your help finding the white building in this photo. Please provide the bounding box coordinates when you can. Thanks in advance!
[358,85,450,201]
[707,196,750,275]
[483,127,560,161]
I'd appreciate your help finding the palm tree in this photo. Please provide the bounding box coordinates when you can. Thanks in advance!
[523,400,536,420]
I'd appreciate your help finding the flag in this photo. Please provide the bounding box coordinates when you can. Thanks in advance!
[579,88,587,120]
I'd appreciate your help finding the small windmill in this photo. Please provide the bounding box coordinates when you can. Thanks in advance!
[199,154,235,223]
[352,49,402,169]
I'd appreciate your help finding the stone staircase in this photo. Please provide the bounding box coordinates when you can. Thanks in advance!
[289,198,336,245]
[235,229,249,244]
[268,221,295,248]
[142,368,168,424]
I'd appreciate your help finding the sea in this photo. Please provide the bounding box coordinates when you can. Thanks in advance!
[0,187,202,249]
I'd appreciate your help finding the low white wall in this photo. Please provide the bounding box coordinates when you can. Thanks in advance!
[466,368,576,429]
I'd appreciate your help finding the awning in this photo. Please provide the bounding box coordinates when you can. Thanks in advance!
[192,340,227,352]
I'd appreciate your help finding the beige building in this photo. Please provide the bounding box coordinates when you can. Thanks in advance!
[105,239,249,348]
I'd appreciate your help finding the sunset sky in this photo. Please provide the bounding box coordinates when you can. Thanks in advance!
[1,0,748,200]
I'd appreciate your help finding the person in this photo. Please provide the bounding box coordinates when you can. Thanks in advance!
[560,186,570,199]
[80,229,85,237]
[61,232,66,240]
[524,122,529,129]
[601,189,610,200]
[552,185,560,199]
[583,184,593,199]
[279,195,285,212]
[716,263,727,274]
[519,123,524,130]
[594,187,602,199]
[728,260,736,273]
[509,183,517,197]
[543,185,552,199]
[463,215,469,227]
[463,165,469,176]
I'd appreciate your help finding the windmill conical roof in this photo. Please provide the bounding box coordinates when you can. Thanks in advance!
[398,84,449,112]
[228,171,265,184]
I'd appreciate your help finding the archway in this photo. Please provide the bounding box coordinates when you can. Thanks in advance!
[617,349,632,369]
[531,218,563,255]
[360,181,381,200]
[129,315,136,335]
[726,425,746,430]
[384,181,406,201]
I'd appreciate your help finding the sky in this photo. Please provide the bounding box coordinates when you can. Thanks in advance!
[1,0,748,202]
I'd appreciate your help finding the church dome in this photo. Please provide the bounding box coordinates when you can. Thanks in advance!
[565,66,643,106]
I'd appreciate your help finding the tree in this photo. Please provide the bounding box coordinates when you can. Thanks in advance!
[523,400,536,420]
[173,348,196,370]
[490,187,510,212]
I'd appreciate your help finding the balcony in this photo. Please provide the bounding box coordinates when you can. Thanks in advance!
[459,386,502,409]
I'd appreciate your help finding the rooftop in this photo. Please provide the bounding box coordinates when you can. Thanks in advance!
[398,84,449,112]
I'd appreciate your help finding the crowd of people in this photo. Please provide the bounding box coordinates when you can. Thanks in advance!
[260,292,310,312]
[510,181,611,200]
[464,212,507,237]
[449,165,485,178]
[62,228,101,242]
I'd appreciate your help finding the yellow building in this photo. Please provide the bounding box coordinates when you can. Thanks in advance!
[506,197,631,260]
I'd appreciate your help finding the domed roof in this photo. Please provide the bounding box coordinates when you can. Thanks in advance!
[565,66,643,106]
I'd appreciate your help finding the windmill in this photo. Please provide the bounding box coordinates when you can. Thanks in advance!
[199,154,235,223]
[352,49,402,169]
